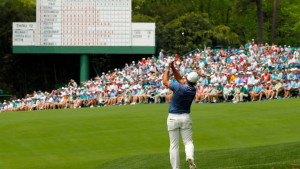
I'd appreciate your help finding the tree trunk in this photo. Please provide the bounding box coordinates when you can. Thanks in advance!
[200,0,204,13]
[226,7,231,25]
[270,0,278,44]
[207,0,212,21]
[256,0,264,44]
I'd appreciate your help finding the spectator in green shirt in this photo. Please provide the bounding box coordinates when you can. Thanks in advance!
[240,83,249,102]
[206,75,211,85]
[216,82,224,96]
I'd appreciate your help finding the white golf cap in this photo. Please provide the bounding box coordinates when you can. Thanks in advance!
[187,72,199,83]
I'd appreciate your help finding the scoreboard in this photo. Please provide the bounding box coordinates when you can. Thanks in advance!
[12,0,155,54]
[13,23,36,46]
[36,0,132,46]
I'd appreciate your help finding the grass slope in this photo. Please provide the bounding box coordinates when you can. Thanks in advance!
[0,99,299,169]
[100,141,300,169]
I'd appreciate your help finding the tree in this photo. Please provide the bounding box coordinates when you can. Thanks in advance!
[256,0,264,44]
[161,13,212,54]
[160,12,240,55]
[235,0,264,43]
[274,0,300,45]
[211,25,240,46]
[270,0,278,44]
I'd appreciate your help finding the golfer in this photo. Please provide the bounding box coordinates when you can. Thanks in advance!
[163,61,198,169]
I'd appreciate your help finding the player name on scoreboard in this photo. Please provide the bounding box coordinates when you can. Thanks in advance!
[13,0,155,47]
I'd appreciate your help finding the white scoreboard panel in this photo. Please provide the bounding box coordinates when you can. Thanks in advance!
[132,23,155,46]
[35,0,132,46]
[36,0,62,46]
[13,22,36,46]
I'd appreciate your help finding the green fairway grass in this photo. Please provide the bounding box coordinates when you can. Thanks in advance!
[0,99,299,169]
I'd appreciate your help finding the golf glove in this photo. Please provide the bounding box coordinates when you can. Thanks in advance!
[165,63,170,71]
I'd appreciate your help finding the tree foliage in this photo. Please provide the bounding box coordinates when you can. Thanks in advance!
[131,0,299,48]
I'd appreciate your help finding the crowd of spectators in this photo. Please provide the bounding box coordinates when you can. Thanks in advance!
[1,40,300,112]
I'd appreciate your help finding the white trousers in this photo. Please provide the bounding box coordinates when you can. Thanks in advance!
[233,93,248,102]
[167,113,194,169]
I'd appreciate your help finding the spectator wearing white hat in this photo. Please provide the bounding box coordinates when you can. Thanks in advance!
[154,86,163,103]
[137,87,147,104]
[159,49,164,60]
[19,99,26,111]
[107,90,117,106]
[258,82,268,101]
[284,79,294,98]
[116,89,125,105]
[203,84,212,103]
[249,83,258,101]
[131,87,139,105]
[209,85,218,103]
[13,101,19,111]
[1,102,7,112]
[27,98,34,111]
[210,73,218,84]
[87,92,97,107]
[102,91,111,106]
[294,54,300,68]
[0,103,2,113]
[154,86,168,103]
[247,72,255,85]
[7,101,13,112]
[232,84,240,103]
[146,86,157,103]
[296,78,300,97]
[234,73,240,84]
[281,79,290,98]
[195,85,203,102]
[45,96,55,110]
[68,79,77,88]
[122,89,131,105]
[56,95,64,109]
[234,83,249,102]
[266,82,275,99]
[223,84,232,102]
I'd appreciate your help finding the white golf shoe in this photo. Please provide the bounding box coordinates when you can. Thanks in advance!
[186,158,196,169]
